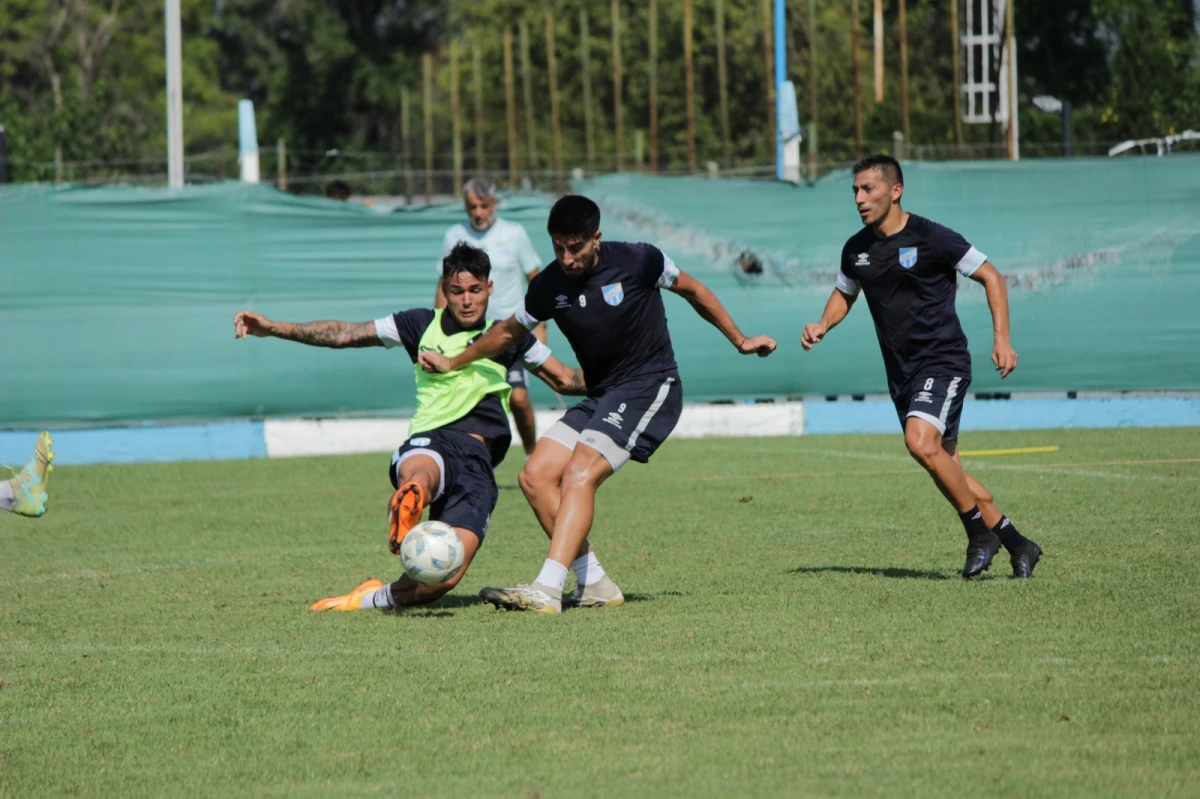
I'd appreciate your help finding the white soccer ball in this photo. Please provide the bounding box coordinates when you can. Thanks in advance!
[399,521,465,586]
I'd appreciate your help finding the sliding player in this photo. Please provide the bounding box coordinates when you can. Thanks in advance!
[233,243,585,610]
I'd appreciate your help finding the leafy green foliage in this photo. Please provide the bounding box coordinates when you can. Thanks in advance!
[0,0,1197,180]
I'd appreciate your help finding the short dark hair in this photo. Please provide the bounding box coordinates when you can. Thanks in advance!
[852,153,904,186]
[547,195,601,238]
[325,180,351,200]
[442,242,491,282]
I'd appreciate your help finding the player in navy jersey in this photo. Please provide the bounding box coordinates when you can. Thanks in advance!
[801,154,1041,579]
[420,195,777,613]
[233,243,586,611]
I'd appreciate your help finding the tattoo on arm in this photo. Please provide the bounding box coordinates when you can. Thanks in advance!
[272,320,381,349]
[563,368,587,396]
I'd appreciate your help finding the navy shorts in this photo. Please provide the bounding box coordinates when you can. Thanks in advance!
[506,364,528,390]
[892,372,971,442]
[389,429,498,541]
[546,374,683,470]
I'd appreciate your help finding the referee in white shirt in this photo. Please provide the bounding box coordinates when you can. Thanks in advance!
[435,176,547,456]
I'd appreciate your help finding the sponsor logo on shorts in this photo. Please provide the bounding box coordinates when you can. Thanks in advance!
[555,294,571,309]
[409,437,431,447]
[914,391,933,404]
[508,368,523,382]
[602,411,624,428]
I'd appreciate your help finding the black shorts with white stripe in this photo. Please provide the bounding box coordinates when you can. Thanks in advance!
[892,372,971,442]
[558,373,683,466]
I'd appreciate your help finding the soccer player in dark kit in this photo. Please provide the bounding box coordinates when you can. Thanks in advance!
[420,195,777,613]
[802,154,1042,579]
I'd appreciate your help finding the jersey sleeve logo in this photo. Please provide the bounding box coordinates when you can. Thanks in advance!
[602,282,624,306]
[899,247,918,269]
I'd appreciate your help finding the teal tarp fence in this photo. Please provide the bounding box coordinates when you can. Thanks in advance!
[2,157,1198,426]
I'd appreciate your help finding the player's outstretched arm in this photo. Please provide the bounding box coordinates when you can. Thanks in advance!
[418,315,527,373]
[528,357,587,396]
[801,288,857,350]
[668,270,776,357]
[968,262,1018,378]
[233,311,382,349]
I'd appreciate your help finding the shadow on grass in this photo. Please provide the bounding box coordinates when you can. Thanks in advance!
[789,565,956,581]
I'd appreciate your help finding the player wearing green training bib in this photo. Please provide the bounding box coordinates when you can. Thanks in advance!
[233,243,585,611]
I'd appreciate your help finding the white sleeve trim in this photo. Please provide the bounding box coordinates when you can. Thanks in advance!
[374,316,402,349]
[514,302,541,331]
[836,270,862,296]
[521,339,552,368]
[955,246,987,277]
[657,254,680,288]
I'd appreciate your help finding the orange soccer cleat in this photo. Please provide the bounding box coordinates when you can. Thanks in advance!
[308,579,386,612]
[387,481,426,555]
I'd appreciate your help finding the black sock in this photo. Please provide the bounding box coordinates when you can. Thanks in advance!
[992,515,1030,550]
[958,506,992,540]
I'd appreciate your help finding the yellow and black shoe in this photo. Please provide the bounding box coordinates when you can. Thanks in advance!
[9,432,54,518]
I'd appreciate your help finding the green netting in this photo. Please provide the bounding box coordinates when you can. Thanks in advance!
[2,157,1198,427]
[580,156,1200,398]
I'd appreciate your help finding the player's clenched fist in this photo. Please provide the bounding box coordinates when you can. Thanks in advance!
[801,322,827,350]
[419,350,453,373]
[234,311,272,339]
[737,335,777,357]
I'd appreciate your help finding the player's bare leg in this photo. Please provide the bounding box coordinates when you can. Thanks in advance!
[904,418,1002,578]
[547,444,613,567]
[482,444,614,614]
[509,387,539,457]
[519,438,590,555]
[949,444,1042,579]
[518,436,622,607]
[945,445,1001,527]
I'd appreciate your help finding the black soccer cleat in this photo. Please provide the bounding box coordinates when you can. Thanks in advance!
[962,531,1002,578]
[1009,540,1042,579]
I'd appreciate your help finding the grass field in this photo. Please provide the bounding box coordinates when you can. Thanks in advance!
[3,427,1200,797]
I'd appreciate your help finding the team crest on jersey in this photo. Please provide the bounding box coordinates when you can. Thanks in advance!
[409,437,431,447]
[899,247,918,269]
[602,282,624,306]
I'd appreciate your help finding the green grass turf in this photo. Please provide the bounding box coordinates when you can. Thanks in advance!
[3,427,1200,797]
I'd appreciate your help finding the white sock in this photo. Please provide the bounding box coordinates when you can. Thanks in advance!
[0,481,14,511]
[534,559,569,592]
[570,552,606,587]
[357,584,395,610]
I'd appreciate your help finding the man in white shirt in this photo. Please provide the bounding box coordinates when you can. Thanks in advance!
[435,176,546,456]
